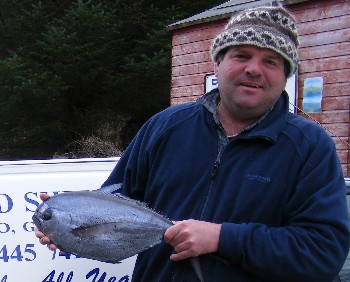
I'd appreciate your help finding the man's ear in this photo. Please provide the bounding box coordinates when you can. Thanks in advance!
[214,60,220,76]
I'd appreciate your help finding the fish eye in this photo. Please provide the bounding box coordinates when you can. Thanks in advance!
[42,209,52,220]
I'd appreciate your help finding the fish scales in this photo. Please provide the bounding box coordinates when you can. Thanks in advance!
[33,189,172,263]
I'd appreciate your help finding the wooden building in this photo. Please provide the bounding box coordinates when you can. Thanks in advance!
[167,0,350,175]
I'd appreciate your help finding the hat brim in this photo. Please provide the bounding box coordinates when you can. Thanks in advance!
[210,26,298,78]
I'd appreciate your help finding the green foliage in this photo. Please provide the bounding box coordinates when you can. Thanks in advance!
[0,52,68,158]
[0,0,224,159]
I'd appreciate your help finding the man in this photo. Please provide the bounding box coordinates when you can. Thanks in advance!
[36,5,349,281]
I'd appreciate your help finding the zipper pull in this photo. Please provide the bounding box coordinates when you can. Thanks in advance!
[211,162,219,179]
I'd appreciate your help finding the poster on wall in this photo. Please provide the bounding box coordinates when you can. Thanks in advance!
[302,77,323,113]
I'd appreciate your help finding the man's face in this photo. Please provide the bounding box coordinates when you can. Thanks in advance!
[215,45,287,120]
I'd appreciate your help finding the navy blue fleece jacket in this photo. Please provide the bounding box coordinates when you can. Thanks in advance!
[103,90,349,282]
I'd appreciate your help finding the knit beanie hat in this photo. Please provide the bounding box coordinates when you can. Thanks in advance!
[210,5,299,77]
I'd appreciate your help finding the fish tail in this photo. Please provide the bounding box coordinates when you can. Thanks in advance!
[190,257,204,282]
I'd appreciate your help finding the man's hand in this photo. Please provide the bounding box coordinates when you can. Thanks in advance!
[39,193,50,201]
[34,193,58,251]
[35,229,58,251]
[164,219,221,261]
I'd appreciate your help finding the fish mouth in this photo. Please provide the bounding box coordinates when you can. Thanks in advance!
[32,202,50,232]
[32,213,43,231]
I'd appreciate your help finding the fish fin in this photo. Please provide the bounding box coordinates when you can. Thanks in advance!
[190,257,204,282]
[98,184,149,207]
[71,222,121,239]
[98,184,122,194]
[113,193,148,207]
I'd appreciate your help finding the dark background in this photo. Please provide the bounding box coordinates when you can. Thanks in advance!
[0,0,224,159]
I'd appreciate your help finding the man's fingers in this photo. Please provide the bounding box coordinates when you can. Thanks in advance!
[40,193,51,201]
[164,224,182,245]
[174,241,191,254]
[48,244,58,251]
[34,223,59,252]
[39,236,51,245]
[164,220,221,261]
[35,229,44,238]
[170,249,195,261]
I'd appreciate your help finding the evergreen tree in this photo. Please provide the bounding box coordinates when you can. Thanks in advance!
[0,0,224,159]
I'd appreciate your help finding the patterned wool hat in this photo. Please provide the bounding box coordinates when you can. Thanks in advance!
[210,5,299,77]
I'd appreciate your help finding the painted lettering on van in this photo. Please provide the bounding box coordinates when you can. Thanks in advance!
[0,194,13,214]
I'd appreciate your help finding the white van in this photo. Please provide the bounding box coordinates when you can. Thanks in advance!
[0,158,136,282]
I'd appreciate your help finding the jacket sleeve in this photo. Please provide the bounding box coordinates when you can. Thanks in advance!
[218,133,350,282]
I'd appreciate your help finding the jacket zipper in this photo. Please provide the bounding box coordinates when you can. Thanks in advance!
[211,161,220,179]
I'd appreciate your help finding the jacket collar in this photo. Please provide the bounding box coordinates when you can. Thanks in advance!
[197,88,290,143]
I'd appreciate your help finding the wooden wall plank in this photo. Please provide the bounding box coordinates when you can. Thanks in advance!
[172,21,225,46]
[172,39,212,57]
[299,42,350,60]
[299,28,350,48]
[171,84,204,98]
[298,69,350,84]
[292,2,350,23]
[172,62,214,78]
[171,74,205,88]
[172,51,211,67]
[299,55,350,73]
[297,14,350,35]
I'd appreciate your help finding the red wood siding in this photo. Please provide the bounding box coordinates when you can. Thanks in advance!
[288,0,350,175]
[169,0,350,175]
[170,20,225,103]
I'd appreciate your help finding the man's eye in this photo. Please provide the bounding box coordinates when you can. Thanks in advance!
[266,60,278,66]
[234,54,247,60]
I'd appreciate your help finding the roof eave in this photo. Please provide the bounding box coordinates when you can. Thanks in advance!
[166,0,310,32]
[166,13,232,31]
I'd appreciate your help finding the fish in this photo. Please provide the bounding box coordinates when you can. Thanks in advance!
[32,184,204,282]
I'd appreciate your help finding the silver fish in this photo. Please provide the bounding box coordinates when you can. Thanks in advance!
[32,185,204,282]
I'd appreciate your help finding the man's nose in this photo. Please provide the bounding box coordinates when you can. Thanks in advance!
[244,59,262,77]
